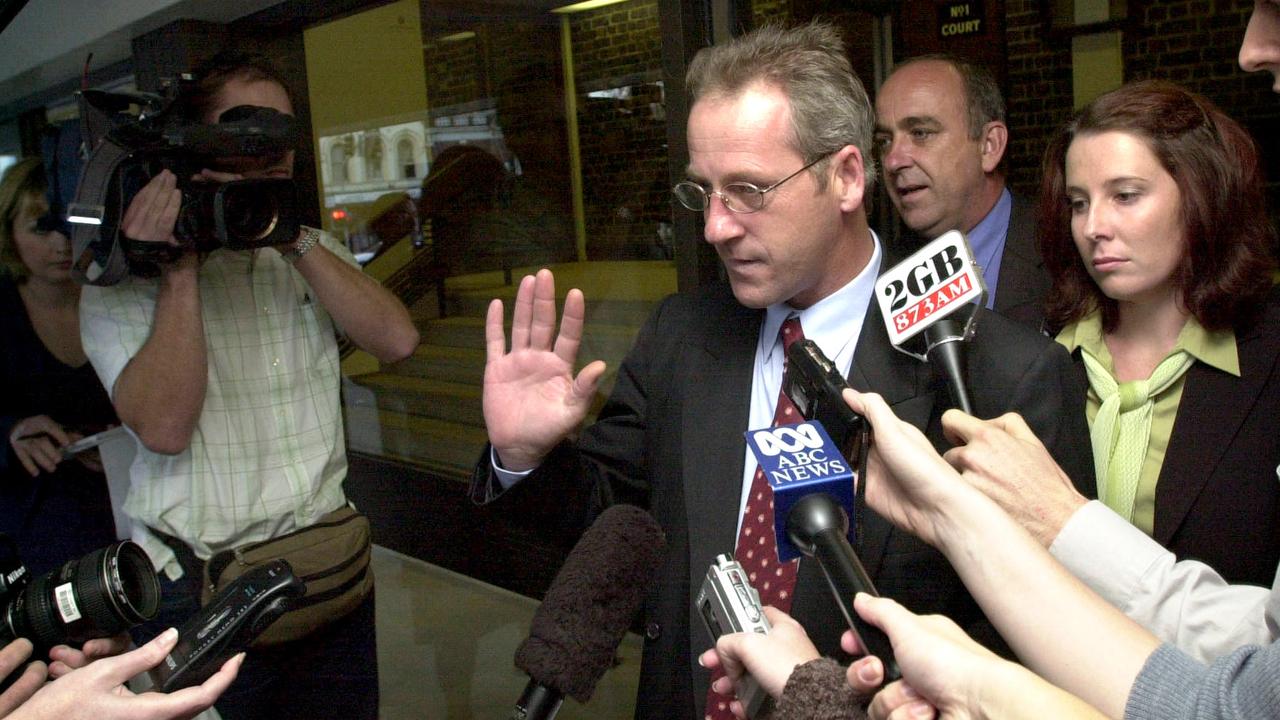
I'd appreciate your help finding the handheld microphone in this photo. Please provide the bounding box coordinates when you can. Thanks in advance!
[746,422,900,684]
[874,229,985,414]
[785,493,900,683]
[511,504,666,720]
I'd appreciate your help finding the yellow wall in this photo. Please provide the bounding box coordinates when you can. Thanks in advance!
[1069,0,1124,109]
[302,0,429,131]
[1072,30,1123,110]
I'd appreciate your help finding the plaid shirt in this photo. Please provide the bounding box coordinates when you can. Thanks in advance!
[81,231,353,579]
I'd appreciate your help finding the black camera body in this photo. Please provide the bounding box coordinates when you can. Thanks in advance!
[0,536,160,654]
[69,81,302,285]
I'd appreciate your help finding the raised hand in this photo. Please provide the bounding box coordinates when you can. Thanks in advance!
[483,269,607,471]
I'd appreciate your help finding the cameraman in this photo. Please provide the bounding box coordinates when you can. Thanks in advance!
[79,52,418,719]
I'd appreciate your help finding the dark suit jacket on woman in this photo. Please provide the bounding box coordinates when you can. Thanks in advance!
[1068,289,1280,588]
[472,280,1095,720]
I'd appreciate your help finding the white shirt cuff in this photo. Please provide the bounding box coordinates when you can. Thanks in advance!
[491,446,534,490]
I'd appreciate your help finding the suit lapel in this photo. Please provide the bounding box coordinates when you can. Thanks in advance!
[683,301,761,569]
[993,195,1049,329]
[1154,321,1280,544]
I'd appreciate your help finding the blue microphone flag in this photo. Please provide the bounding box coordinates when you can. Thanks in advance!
[744,420,856,562]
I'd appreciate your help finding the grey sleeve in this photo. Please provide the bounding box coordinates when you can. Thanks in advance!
[1125,642,1280,720]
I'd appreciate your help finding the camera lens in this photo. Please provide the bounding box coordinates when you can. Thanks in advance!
[3,541,159,651]
[220,185,280,244]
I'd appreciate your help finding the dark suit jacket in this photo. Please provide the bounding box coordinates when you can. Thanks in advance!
[473,281,1095,720]
[897,191,1050,331]
[1066,290,1280,587]
[993,193,1050,331]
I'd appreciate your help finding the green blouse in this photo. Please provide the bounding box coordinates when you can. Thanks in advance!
[1057,312,1238,535]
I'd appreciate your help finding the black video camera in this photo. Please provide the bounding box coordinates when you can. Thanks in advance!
[0,535,160,655]
[68,78,302,285]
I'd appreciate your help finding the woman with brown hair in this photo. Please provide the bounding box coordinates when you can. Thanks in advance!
[1037,79,1280,589]
[0,157,117,576]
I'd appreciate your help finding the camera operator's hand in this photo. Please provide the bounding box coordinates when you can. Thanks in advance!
[0,640,48,718]
[7,415,71,477]
[6,628,242,720]
[120,171,183,249]
[46,633,132,678]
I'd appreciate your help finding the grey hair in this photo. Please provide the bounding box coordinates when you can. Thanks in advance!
[685,21,877,193]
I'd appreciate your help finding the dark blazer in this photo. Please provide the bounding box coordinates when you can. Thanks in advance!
[473,281,1094,720]
[993,193,1050,331]
[1067,290,1280,587]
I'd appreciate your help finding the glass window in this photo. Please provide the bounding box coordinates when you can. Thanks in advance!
[305,0,677,477]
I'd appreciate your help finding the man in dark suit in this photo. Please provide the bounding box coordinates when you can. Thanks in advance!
[473,24,1093,719]
[874,55,1049,329]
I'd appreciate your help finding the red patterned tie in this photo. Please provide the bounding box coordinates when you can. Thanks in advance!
[705,316,804,720]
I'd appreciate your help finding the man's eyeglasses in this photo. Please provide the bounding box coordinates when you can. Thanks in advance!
[672,153,832,214]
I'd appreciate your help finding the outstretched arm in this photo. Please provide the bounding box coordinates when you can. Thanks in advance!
[943,410,1278,662]
[8,628,240,720]
[851,595,1107,720]
[846,389,1160,719]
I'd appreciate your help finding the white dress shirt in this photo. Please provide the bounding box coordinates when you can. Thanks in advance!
[735,234,882,535]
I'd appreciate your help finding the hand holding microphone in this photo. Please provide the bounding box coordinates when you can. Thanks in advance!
[784,493,900,684]
[746,342,901,683]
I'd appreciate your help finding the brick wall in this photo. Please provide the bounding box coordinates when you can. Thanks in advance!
[570,0,671,260]
[1003,0,1075,196]
[422,32,485,110]
[1004,0,1279,198]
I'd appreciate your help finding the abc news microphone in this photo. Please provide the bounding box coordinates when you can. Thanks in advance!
[745,418,901,683]
[874,230,987,414]
[511,504,666,720]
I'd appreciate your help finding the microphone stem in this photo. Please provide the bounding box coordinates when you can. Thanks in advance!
[512,680,564,720]
[924,317,974,415]
[811,529,902,683]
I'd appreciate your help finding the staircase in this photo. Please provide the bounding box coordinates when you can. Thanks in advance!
[345,261,677,478]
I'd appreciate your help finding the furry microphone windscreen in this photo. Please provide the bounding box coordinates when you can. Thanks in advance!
[514,504,666,703]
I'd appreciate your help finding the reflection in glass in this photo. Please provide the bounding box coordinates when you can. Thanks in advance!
[307,0,677,481]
